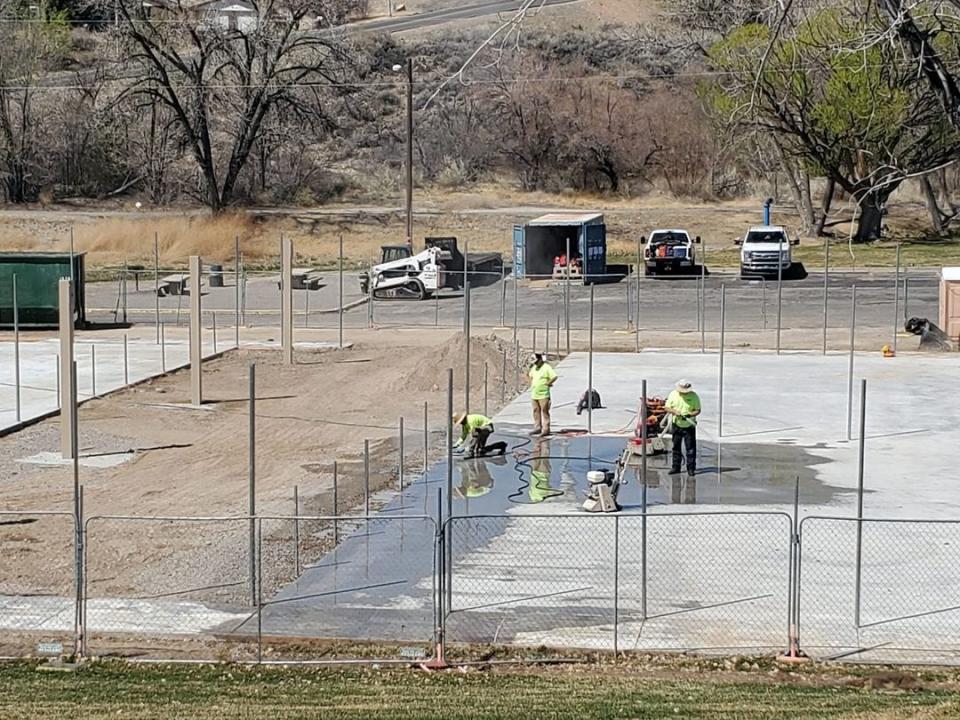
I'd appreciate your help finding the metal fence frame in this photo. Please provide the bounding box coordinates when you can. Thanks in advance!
[9,509,960,664]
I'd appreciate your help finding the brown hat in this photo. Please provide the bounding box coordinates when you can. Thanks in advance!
[453,412,467,425]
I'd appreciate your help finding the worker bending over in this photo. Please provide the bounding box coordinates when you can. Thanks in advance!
[528,353,558,436]
[665,380,701,477]
[454,412,508,459]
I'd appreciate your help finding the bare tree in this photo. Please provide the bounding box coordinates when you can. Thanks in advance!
[0,4,71,202]
[116,0,354,212]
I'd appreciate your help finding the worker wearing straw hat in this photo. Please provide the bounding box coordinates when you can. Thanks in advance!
[665,380,701,477]
[453,412,508,459]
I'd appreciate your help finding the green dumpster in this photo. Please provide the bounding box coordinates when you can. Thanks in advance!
[0,252,86,328]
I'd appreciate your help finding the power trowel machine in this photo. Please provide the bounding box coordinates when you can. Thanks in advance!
[582,395,673,513]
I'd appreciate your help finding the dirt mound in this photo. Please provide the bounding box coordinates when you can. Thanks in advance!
[402,333,525,396]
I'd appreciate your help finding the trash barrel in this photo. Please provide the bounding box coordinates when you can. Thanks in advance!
[209,264,224,288]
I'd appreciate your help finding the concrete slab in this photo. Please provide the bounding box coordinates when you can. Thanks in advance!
[0,595,248,635]
[253,350,960,663]
[18,451,135,469]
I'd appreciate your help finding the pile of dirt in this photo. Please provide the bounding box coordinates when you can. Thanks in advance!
[401,332,527,395]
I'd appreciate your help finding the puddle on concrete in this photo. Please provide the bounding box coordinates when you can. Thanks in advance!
[397,431,848,516]
[250,430,848,642]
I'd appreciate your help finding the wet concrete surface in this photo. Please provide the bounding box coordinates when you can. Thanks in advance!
[250,350,960,662]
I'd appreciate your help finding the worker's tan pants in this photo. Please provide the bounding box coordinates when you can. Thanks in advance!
[532,398,552,434]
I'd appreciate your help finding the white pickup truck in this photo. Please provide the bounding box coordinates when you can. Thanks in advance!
[735,225,800,278]
[640,229,700,276]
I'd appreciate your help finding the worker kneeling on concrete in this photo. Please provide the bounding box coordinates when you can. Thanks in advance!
[665,380,701,477]
[454,412,508,459]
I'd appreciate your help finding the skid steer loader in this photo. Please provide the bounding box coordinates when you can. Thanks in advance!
[359,245,450,300]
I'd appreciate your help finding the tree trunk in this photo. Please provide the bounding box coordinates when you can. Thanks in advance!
[920,175,946,236]
[853,188,891,242]
[773,141,815,234]
[814,177,835,236]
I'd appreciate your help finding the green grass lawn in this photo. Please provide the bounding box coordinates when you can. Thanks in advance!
[1,661,958,720]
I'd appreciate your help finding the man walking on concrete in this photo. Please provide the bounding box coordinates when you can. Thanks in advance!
[528,353,558,436]
[665,380,701,477]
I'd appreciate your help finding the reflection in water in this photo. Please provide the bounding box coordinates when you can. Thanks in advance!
[456,456,506,499]
[671,474,697,504]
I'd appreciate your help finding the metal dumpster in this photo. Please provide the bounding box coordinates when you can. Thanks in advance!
[0,252,86,328]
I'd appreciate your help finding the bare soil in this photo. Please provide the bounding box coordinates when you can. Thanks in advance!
[0,332,522,601]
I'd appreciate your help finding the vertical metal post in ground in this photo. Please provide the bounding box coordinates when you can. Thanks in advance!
[364,439,371,516]
[154,232,160,344]
[332,460,339,544]
[532,328,537,357]
[903,271,909,323]
[699,275,705,353]
[235,235,241,349]
[564,236,571,355]
[636,236,642,354]
[483,363,488,416]
[71,360,80,652]
[893,243,901,354]
[123,334,129,386]
[304,287,310,328]
[422,402,429,476]
[160,322,166,372]
[293,485,301,576]
[445,368,453,611]
[212,311,218,354]
[499,265,506,327]
[513,267,519,346]
[545,320,549,359]
[281,237,293,365]
[189,255,203,405]
[556,314,561,358]
[338,235,344,349]
[718,285,726,437]
[641,380,648,621]
[13,274,20,422]
[500,349,507,405]
[248,363,257,607]
[854,378,867,628]
[368,263,374,328]
[613,514,620,655]
[90,345,96,397]
[122,265,128,325]
[587,284,595,434]
[464,265,471,414]
[822,237,830,355]
[59,279,75,459]
[256,518,263,663]
[776,235,784,354]
[399,417,405,492]
[846,286,857,441]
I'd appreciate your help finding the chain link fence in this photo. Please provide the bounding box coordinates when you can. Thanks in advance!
[8,509,960,664]
[444,512,792,654]
[798,516,960,664]
[79,264,938,353]
[0,511,78,658]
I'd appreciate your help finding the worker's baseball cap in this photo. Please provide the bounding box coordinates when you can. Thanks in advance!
[676,380,693,392]
[453,412,467,425]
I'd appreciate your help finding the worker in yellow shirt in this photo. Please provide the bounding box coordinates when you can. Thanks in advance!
[664,380,701,477]
[528,353,558,436]
[453,412,508,459]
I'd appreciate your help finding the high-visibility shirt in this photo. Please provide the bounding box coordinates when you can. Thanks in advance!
[529,363,557,401]
[665,390,701,429]
[457,414,493,445]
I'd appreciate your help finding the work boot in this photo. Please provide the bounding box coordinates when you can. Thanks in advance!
[668,467,682,475]
[529,428,541,436]
[687,468,696,478]
[498,446,506,456]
